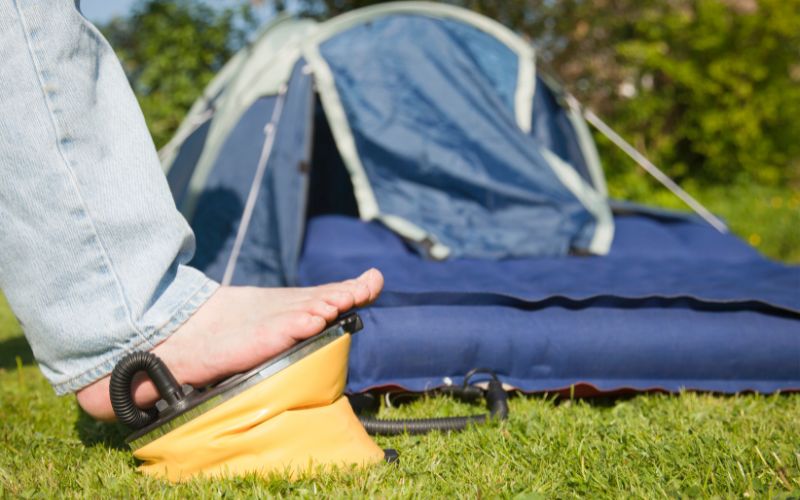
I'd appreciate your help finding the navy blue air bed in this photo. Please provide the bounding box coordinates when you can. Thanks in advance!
[297,213,800,395]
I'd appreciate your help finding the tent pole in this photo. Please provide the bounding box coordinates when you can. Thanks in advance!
[221,84,289,285]
[565,95,728,233]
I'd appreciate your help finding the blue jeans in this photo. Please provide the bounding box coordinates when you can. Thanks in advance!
[0,0,218,394]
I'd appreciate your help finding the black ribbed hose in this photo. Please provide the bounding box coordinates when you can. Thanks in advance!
[359,414,489,435]
[109,351,185,429]
[359,379,509,436]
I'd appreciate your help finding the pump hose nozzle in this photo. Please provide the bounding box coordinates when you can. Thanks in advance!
[109,351,188,429]
[358,370,509,436]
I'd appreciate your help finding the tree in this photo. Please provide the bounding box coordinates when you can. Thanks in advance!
[101,0,255,148]
[529,0,800,187]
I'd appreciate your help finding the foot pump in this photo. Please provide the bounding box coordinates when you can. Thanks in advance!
[110,313,388,481]
[110,313,509,481]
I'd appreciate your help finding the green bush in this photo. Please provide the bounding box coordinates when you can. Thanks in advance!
[585,0,800,188]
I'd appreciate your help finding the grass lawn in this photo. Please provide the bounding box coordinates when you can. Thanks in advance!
[1,184,798,497]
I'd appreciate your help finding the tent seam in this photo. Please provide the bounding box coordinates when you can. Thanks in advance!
[514,45,536,133]
[540,148,614,254]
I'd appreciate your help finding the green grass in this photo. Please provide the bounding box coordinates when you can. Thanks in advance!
[2,301,799,497]
[1,185,798,497]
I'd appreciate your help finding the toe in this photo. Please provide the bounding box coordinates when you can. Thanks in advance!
[343,279,371,305]
[304,299,339,322]
[320,290,356,311]
[270,311,327,345]
[292,312,327,340]
[308,269,383,308]
[358,268,384,303]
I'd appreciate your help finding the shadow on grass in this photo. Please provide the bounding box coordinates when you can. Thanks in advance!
[372,389,646,413]
[75,407,129,451]
[552,393,641,408]
[0,336,34,369]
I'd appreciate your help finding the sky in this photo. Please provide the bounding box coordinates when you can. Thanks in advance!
[78,0,294,25]
[79,0,138,23]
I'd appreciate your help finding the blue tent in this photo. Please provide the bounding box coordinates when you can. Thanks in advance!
[163,3,800,395]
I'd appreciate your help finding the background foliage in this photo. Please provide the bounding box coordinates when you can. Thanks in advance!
[102,0,255,148]
[101,0,799,262]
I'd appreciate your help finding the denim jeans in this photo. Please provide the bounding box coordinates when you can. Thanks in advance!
[0,0,218,395]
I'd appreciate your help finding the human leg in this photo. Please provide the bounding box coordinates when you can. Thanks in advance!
[0,0,383,420]
[0,0,215,395]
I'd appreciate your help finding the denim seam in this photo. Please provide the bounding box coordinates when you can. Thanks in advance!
[52,277,219,395]
[13,0,149,344]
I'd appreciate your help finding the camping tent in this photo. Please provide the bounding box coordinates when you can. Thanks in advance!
[163,3,799,395]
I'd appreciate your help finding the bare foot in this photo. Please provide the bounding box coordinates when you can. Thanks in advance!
[76,268,384,421]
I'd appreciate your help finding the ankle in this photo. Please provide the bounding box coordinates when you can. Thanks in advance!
[76,377,115,421]
[76,361,170,421]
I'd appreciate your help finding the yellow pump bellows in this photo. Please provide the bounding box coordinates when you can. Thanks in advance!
[131,334,384,481]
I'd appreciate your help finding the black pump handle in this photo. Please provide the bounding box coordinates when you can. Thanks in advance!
[109,351,185,429]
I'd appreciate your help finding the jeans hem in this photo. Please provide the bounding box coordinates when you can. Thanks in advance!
[52,276,220,395]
